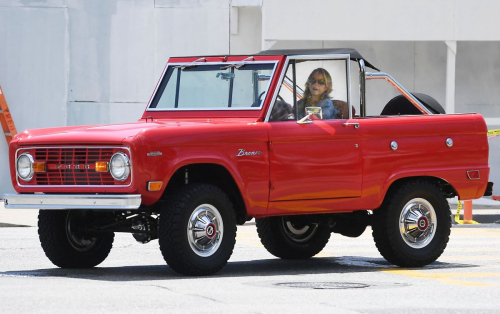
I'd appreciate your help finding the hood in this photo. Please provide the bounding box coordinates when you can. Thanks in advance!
[13,118,259,146]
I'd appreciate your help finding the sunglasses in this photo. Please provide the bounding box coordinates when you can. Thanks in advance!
[308,78,326,85]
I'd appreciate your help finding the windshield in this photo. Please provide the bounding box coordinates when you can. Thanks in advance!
[148,62,276,110]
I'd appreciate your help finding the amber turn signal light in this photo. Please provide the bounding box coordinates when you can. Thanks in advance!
[32,162,46,172]
[95,162,109,172]
[148,181,163,191]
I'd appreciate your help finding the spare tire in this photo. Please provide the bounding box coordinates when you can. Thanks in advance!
[381,93,445,115]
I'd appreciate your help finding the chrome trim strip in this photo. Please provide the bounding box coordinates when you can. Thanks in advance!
[147,107,266,112]
[365,72,433,115]
[15,146,133,188]
[283,77,303,98]
[265,54,352,122]
[346,57,352,118]
[146,61,279,112]
[358,59,366,117]
[2,194,142,210]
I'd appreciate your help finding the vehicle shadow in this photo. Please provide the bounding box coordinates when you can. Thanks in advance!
[0,256,477,282]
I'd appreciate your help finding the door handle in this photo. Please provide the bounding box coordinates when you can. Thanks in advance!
[343,122,359,129]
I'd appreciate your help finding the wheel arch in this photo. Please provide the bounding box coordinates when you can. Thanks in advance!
[162,163,249,225]
[379,176,457,209]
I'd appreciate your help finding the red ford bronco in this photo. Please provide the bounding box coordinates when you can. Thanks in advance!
[3,49,492,275]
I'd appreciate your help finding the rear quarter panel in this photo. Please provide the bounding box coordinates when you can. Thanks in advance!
[358,113,489,210]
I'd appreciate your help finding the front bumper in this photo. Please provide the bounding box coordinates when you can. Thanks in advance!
[2,194,141,210]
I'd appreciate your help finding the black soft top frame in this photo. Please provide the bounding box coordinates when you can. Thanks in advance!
[257,48,379,71]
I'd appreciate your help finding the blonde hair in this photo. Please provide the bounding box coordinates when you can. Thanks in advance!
[303,68,333,105]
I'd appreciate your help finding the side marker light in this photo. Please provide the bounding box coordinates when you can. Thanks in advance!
[467,170,480,180]
[148,181,163,191]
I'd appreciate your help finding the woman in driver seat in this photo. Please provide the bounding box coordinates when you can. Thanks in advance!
[293,68,339,120]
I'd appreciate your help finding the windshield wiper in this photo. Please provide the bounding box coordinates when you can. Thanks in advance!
[173,57,207,69]
[220,63,244,70]
[219,56,255,70]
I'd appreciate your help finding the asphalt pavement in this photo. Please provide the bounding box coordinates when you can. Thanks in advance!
[1,223,499,313]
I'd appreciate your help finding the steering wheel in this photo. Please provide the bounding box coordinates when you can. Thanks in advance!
[251,91,266,107]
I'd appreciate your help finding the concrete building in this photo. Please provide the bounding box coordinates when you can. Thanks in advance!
[1,0,499,195]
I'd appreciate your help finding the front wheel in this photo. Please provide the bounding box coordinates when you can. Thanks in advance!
[256,215,331,259]
[38,210,114,268]
[372,180,451,267]
[159,184,237,276]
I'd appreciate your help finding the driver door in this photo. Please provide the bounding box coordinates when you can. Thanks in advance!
[267,57,362,202]
[268,119,362,201]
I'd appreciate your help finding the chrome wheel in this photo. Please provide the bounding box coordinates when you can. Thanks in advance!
[399,198,437,249]
[282,217,318,243]
[66,211,97,252]
[187,204,224,257]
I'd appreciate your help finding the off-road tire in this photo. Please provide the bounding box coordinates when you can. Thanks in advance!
[256,216,331,259]
[372,180,451,267]
[38,210,114,268]
[159,183,237,276]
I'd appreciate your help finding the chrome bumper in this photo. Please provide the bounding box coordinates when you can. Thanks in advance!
[2,194,141,210]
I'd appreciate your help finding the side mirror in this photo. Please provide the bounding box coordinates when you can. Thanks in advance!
[297,106,322,124]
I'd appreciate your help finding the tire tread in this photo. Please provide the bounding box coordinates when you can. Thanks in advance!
[38,210,114,268]
[256,216,330,259]
[372,180,451,267]
[159,183,237,276]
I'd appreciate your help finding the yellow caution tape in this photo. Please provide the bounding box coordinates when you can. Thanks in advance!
[488,129,500,136]
[454,201,479,224]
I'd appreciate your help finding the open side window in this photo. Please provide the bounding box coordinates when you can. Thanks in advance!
[268,56,352,122]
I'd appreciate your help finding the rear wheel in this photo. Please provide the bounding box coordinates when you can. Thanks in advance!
[38,210,114,268]
[372,180,451,267]
[159,184,237,276]
[256,215,331,259]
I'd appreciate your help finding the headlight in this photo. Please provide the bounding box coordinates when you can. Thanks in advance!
[109,152,130,181]
[17,153,34,181]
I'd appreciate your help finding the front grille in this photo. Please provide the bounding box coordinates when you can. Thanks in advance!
[21,147,130,186]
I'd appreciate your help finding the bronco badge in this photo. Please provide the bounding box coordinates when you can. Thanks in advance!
[147,151,162,157]
[237,149,262,157]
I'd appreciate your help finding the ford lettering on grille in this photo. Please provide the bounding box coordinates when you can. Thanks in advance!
[48,164,93,170]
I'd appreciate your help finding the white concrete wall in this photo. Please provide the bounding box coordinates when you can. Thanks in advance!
[155,0,230,78]
[1,0,500,195]
[230,6,262,54]
[0,0,68,194]
[263,0,500,42]
[67,0,155,126]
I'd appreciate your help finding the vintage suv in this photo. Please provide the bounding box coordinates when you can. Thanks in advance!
[3,49,492,275]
